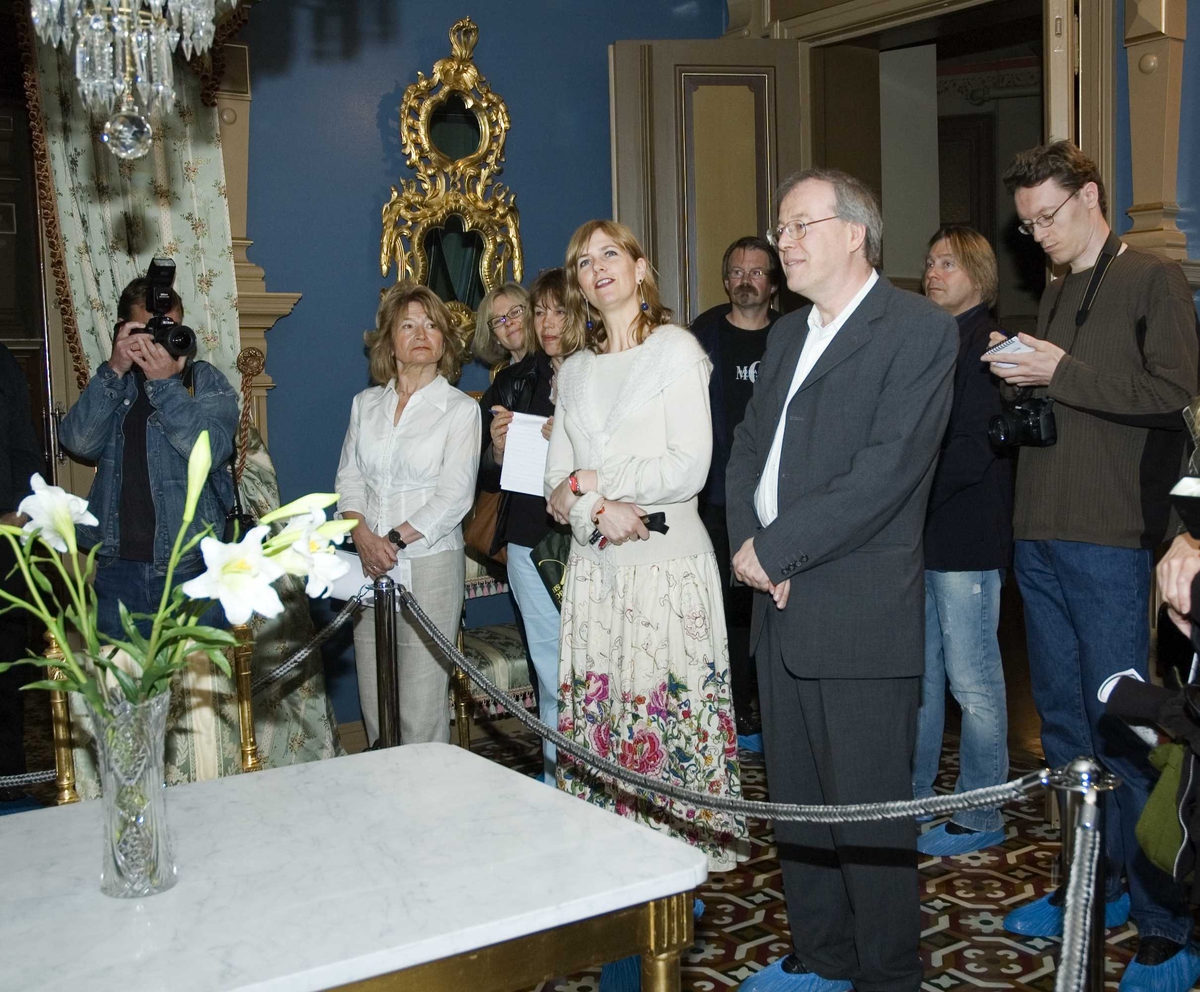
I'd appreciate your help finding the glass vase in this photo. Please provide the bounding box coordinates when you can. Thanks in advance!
[86,693,177,898]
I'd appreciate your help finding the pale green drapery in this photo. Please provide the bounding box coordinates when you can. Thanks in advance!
[36,45,241,386]
[33,47,344,789]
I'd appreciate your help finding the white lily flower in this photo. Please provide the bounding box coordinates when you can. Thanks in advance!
[18,473,98,553]
[180,525,286,625]
[259,493,339,526]
[295,541,351,599]
[272,519,352,598]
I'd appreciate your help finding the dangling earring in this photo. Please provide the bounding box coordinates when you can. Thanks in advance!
[585,299,594,331]
[639,281,649,312]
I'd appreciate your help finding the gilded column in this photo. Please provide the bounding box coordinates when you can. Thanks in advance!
[43,632,79,805]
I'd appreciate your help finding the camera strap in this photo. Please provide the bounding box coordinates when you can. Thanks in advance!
[1046,232,1122,354]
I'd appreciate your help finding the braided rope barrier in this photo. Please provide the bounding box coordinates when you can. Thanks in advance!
[398,585,1051,822]
[0,769,57,789]
[249,592,367,696]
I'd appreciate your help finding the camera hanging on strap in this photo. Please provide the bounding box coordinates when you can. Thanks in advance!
[988,241,1120,450]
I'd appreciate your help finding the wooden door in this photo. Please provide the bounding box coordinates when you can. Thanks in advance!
[609,39,806,324]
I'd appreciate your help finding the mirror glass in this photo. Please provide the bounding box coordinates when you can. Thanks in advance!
[429,91,482,161]
[423,215,486,309]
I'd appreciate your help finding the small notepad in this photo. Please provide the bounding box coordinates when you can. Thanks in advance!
[982,335,1035,369]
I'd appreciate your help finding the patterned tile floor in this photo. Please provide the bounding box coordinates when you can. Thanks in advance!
[468,728,1200,992]
[15,696,1199,990]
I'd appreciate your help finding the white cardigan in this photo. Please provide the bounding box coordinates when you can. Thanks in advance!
[545,325,715,566]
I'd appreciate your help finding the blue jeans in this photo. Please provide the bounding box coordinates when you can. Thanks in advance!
[913,569,1008,832]
[94,558,223,641]
[1015,539,1191,943]
[507,544,562,781]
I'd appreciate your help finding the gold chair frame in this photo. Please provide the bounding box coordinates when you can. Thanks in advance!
[380,17,523,352]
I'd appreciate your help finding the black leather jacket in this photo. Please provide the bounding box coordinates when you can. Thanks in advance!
[478,351,556,553]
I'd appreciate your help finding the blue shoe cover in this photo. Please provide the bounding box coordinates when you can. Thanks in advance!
[737,957,853,991]
[917,823,1005,856]
[1003,891,1130,937]
[1118,945,1200,992]
[739,733,764,753]
[694,897,705,921]
[600,954,641,992]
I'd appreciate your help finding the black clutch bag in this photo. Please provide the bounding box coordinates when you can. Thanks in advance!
[530,525,571,610]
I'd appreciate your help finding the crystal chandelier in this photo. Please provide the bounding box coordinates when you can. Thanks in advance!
[29,1,236,160]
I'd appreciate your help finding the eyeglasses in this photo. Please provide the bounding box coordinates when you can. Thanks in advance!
[727,268,767,280]
[766,215,839,248]
[488,304,527,330]
[1017,190,1077,236]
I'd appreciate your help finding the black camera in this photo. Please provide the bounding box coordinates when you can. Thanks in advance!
[988,397,1057,449]
[130,257,196,359]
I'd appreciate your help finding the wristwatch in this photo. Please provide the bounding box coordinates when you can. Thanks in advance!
[386,529,407,550]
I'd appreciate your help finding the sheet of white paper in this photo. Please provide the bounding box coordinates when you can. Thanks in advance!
[327,549,412,610]
[500,412,551,497]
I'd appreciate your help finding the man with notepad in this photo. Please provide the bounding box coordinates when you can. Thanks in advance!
[985,141,1200,991]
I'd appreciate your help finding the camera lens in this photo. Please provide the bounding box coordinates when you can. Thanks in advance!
[988,414,1012,449]
[165,325,195,357]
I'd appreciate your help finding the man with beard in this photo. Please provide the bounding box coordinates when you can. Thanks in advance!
[691,235,781,743]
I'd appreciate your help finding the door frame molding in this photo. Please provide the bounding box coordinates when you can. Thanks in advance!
[729,0,1116,232]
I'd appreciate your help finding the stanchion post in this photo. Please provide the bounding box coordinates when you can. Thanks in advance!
[374,576,400,748]
[231,623,263,772]
[1049,757,1117,992]
[43,630,78,805]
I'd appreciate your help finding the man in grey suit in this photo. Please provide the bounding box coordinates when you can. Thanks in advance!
[729,169,957,992]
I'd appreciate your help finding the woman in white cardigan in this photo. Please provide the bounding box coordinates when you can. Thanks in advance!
[545,220,745,874]
[336,283,480,746]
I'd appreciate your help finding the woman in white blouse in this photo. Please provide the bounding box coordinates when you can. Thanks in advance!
[336,283,481,746]
[545,221,745,878]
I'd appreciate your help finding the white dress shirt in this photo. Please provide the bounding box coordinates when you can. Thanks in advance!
[755,269,879,527]
[335,374,481,558]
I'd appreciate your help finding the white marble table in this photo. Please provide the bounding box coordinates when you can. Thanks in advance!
[2,743,707,992]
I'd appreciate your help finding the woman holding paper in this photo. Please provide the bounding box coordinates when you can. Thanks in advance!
[335,283,481,746]
[477,267,568,781]
[545,221,746,873]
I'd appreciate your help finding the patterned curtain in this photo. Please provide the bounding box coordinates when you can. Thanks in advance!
[26,39,344,789]
[34,44,241,386]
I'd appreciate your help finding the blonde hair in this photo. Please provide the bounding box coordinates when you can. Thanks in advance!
[561,220,673,356]
[471,282,533,364]
[926,226,999,308]
[365,282,462,385]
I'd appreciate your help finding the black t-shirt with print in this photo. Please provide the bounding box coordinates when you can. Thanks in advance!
[718,316,772,438]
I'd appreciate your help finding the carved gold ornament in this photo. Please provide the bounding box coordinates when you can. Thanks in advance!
[380,18,523,350]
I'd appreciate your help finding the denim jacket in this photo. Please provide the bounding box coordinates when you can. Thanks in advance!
[59,360,238,574]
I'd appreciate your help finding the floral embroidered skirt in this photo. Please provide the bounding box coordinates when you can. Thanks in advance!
[555,551,747,871]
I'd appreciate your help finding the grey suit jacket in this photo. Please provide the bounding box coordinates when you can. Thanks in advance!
[726,275,958,679]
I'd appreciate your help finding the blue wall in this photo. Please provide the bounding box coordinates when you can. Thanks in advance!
[239,0,726,505]
[238,0,725,724]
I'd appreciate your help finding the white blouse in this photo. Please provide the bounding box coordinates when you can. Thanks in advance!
[335,375,482,558]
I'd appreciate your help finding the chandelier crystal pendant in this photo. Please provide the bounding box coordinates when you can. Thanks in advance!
[29,0,235,159]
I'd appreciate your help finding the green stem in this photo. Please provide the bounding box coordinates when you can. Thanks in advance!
[145,514,191,671]
[42,546,99,659]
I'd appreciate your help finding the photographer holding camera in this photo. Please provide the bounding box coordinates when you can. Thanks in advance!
[985,142,1200,989]
[60,261,238,639]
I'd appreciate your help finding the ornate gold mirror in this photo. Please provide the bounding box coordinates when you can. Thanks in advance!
[381,18,522,351]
